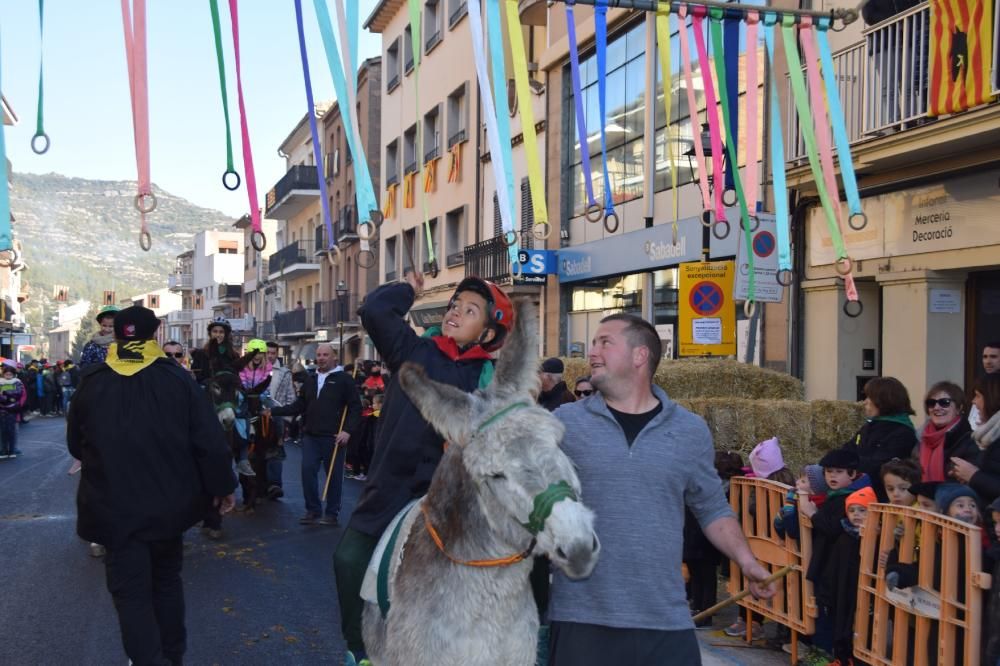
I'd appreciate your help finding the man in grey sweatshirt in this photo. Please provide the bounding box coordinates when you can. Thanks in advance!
[548,313,774,665]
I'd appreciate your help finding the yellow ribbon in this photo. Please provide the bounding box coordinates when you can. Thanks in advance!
[504,0,547,227]
[656,6,679,239]
[106,340,166,377]
[447,143,462,183]
[403,172,416,208]
[423,157,439,193]
[383,183,396,219]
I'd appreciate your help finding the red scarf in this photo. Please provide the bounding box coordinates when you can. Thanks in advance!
[432,335,493,362]
[920,417,959,482]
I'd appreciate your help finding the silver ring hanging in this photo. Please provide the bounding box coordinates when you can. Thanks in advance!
[251,230,266,252]
[743,300,757,319]
[139,230,152,252]
[848,212,868,231]
[721,188,738,207]
[31,133,50,155]
[533,221,552,241]
[503,230,518,247]
[603,211,619,234]
[135,192,157,214]
[223,170,242,191]
[843,299,863,318]
[584,203,603,223]
[357,248,376,269]
[700,211,713,227]
[358,221,379,242]
[426,259,440,278]
[712,219,731,240]
[776,269,795,287]
[743,215,760,233]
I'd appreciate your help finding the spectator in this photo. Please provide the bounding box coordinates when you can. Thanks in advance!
[917,381,978,482]
[80,306,119,368]
[573,376,595,399]
[950,374,1000,504]
[845,377,918,501]
[537,357,575,412]
[0,360,25,458]
[970,342,1000,429]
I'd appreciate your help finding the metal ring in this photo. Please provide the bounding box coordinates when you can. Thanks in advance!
[603,211,620,234]
[722,188,738,207]
[510,257,523,278]
[835,256,853,276]
[357,248,376,269]
[427,259,440,278]
[743,300,757,318]
[134,192,157,214]
[251,230,267,252]
[743,214,760,233]
[776,268,795,287]
[584,203,603,223]
[368,210,384,226]
[327,244,343,266]
[848,212,868,231]
[222,170,242,191]
[31,133,50,155]
[503,230,518,247]
[700,210,713,227]
[712,219,731,240]
[843,299,863,318]
[139,230,152,252]
[357,221,379,242]
[0,249,15,268]
[532,221,552,241]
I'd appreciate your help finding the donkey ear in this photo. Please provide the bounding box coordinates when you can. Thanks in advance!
[397,361,476,443]
[488,298,540,397]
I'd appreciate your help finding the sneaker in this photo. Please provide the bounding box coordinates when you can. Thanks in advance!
[266,485,284,500]
[89,543,106,558]
[724,618,762,638]
[355,473,367,481]
[318,514,339,526]
[236,460,256,476]
[299,513,319,525]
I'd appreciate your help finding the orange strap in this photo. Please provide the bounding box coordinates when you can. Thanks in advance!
[447,143,461,183]
[420,502,534,568]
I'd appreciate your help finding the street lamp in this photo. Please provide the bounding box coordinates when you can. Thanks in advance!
[336,280,348,361]
[684,122,721,257]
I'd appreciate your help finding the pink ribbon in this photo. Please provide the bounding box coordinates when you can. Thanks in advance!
[228,0,261,234]
[800,18,858,301]
[690,7,725,220]
[677,6,711,215]
[744,12,760,214]
[120,0,151,232]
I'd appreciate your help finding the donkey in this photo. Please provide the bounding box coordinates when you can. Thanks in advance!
[362,299,600,666]
[204,370,258,510]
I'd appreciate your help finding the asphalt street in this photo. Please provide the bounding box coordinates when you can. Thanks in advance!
[0,415,787,666]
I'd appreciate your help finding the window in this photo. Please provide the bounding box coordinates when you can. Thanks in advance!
[445,206,466,266]
[425,0,443,52]
[520,178,534,250]
[325,149,339,178]
[386,38,401,91]
[404,26,414,74]
[195,292,203,309]
[448,0,467,28]
[149,294,160,309]
[403,228,417,271]
[447,83,468,147]
[423,105,441,161]
[421,218,440,271]
[385,236,398,281]
[403,124,418,174]
[218,240,239,254]
[386,138,399,185]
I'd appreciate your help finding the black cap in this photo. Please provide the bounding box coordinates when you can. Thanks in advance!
[818,448,860,470]
[114,305,161,341]
[541,357,564,374]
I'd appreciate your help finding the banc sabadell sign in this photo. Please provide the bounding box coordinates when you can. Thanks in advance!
[557,215,733,283]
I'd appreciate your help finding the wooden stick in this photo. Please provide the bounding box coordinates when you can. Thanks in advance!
[691,565,793,624]
[322,364,359,503]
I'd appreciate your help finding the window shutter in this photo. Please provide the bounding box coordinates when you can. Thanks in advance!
[520,178,533,250]
[493,192,501,238]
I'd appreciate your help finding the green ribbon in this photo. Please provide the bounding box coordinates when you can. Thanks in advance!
[32,0,48,153]
[708,9,754,305]
[209,0,236,179]
[779,15,846,261]
[476,401,531,433]
[521,480,578,535]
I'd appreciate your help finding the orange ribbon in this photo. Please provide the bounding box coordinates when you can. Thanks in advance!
[423,157,439,193]
[447,143,462,183]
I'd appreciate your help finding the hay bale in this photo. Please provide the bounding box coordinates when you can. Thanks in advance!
[811,400,865,454]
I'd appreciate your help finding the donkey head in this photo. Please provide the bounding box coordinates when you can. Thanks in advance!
[398,299,600,579]
[206,370,240,431]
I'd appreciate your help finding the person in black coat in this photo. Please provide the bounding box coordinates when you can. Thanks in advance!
[950,374,1000,505]
[537,357,576,412]
[845,376,918,501]
[67,306,237,666]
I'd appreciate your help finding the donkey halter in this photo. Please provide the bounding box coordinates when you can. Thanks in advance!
[422,401,578,568]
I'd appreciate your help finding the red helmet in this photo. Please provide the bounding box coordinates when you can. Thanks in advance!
[451,277,514,352]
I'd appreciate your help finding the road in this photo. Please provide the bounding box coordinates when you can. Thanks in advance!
[0,415,787,665]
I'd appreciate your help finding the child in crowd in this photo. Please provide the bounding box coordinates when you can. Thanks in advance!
[909,481,942,512]
[775,464,829,540]
[984,497,1000,665]
[0,360,25,458]
[881,458,920,507]
[828,486,877,666]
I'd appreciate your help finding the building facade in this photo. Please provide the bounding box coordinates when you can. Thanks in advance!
[46,300,90,362]
[234,213,279,343]
[2,96,30,361]
[167,250,194,349]
[189,230,245,350]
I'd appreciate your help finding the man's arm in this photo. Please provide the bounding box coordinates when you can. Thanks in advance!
[270,384,307,417]
[703,516,776,600]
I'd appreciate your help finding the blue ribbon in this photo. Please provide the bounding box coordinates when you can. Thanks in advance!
[346,0,358,90]
[816,19,863,221]
[566,3,598,211]
[0,32,12,252]
[294,0,336,249]
[723,16,739,194]
[313,0,380,224]
[594,0,614,218]
[486,0,516,236]
[762,16,791,273]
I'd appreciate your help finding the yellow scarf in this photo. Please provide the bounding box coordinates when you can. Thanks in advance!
[106,340,165,376]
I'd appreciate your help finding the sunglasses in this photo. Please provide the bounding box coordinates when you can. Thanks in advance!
[166,352,185,359]
[575,389,594,397]
[925,398,954,409]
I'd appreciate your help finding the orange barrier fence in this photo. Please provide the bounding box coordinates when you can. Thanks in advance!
[855,504,991,666]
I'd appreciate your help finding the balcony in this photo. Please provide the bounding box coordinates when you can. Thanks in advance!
[219,283,242,303]
[267,240,320,281]
[314,294,361,328]
[274,308,313,336]
[264,165,320,220]
[338,205,358,242]
[463,236,511,285]
[314,224,327,256]
[517,0,546,26]
[257,320,275,338]
[168,272,192,292]
[166,309,192,325]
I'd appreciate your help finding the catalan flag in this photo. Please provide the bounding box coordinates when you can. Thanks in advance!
[929,0,995,116]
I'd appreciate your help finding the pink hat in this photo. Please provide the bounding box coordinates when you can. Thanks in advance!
[749,437,785,479]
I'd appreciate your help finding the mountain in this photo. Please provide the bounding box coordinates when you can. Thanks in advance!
[8,172,235,340]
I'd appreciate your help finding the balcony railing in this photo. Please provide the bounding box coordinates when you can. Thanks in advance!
[274,308,311,335]
[257,320,275,338]
[425,30,442,52]
[449,1,467,27]
[268,240,314,274]
[463,236,511,285]
[448,128,467,148]
[166,309,192,325]
[168,273,192,290]
[314,294,361,328]
[425,145,440,162]
[265,165,319,216]
[219,284,242,301]
[338,205,358,238]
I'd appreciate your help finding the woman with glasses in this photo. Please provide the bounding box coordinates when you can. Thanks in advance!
[915,381,977,483]
[574,376,596,400]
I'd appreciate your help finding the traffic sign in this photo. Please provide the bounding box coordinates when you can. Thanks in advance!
[689,281,724,316]
[752,231,775,258]
[679,261,736,357]
[735,213,785,304]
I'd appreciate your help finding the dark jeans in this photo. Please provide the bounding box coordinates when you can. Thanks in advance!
[549,621,700,666]
[333,527,380,654]
[104,536,186,666]
[266,419,285,489]
[686,559,718,616]
[0,411,17,455]
[301,434,345,517]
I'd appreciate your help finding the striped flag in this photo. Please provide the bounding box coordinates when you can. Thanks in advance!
[929,0,995,116]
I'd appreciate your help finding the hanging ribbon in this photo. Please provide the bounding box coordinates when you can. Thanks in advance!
[676,6,712,224]
[120,0,154,251]
[209,0,240,191]
[383,183,397,219]
[468,0,519,263]
[566,3,601,224]
[332,0,378,258]
[762,14,792,284]
[294,0,337,259]
[226,0,264,251]
[31,0,49,155]
[504,0,550,240]
[782,16,860,316]
[594,1,619,233]
[423,156,438,193]
[654,6,678,241]
[447,143,462,183]
[816,19,867,232]
[744,12,760,219]
[690,8,726,230]
[486,0,517,245]
[0,32,13,256]
[721,13,739,203]
[709,8,755,309]
[404,172,416,208]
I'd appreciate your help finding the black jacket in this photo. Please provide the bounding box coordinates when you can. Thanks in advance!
[270,370,361,438]
[845,419,917,501]
[806,475,872,593]
[971,437,1000,505]
[67,357,237,548]
[538,381,576,412]
[349,282,493,537]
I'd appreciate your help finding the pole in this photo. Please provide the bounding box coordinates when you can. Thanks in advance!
[321,354,357,503]
[690,565,793,623]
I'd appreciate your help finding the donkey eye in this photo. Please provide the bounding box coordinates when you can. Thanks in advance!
[489,472,506,481]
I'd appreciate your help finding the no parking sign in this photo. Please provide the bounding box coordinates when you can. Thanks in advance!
[679,261,736,357]
[735,213,785,303]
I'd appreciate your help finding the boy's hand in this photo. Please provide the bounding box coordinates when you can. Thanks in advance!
[798,494,817,518]
[405,270,425,297]
[878,550,890,569]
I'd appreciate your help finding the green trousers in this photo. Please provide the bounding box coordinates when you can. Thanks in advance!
[333,527,380,654]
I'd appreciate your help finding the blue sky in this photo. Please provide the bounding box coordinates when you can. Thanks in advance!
[1,1,382,217]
